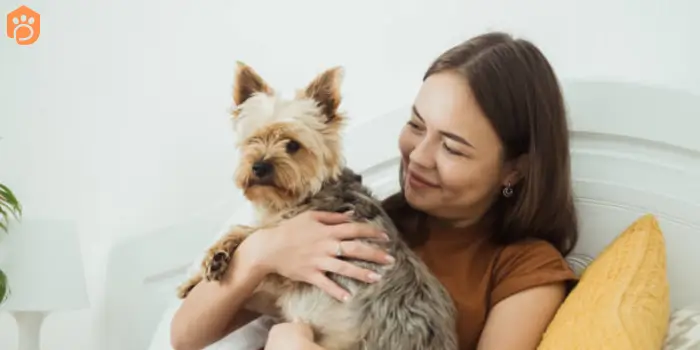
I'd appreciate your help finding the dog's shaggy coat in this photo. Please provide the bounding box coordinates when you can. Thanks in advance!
[178,62,458,350]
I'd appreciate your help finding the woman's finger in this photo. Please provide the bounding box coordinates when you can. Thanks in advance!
[308,211,353,225]
[330,240,395,265]
[306,272,351,302]
[331,222,389,241]
[318,257,383,284]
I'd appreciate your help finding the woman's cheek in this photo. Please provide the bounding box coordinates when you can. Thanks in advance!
[439,157,479,194]
[398,128,415,158]
[437,157,459,188]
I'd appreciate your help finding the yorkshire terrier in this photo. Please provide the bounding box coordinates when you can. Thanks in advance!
[177,62,458,350]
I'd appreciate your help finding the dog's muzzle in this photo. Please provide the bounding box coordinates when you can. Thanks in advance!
[252,161,273,179]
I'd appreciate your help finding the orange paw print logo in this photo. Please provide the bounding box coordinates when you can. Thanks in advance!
[6,5,40,46]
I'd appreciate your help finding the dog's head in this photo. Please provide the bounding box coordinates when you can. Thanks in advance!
[230,62,346,212]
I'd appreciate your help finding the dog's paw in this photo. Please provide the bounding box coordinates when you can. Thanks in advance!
[204,250,230,281]
[176,274,202,299]
[176,283,194,299]
[200,226,249,282]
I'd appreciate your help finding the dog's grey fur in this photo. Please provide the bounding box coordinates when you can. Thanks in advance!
[267,167,459,350]
[180,63,459,350]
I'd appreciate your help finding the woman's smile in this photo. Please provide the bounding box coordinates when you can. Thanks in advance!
[406,170,440,190]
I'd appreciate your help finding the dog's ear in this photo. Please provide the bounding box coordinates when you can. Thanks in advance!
[233,61,273,106]
[301,66,344,123]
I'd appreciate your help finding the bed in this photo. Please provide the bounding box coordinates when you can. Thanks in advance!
[104,79,700,350]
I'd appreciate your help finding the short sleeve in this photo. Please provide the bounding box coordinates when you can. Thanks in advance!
[489,240,577,308]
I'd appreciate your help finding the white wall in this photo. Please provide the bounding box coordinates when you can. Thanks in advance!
[0,0,697,348]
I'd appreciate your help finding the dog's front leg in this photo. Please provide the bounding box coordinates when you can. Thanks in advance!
[202,224,255,281]
[177,274,203,299]
[176,225,255,299]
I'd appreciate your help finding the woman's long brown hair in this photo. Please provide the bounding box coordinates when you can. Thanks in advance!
[384,32,578,256]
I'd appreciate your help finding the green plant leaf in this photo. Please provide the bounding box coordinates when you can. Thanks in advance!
[0,183,19,303]
[0,268,8,304]
[0,184,21,216]
[0,201,19,220]
[0,183,22,233]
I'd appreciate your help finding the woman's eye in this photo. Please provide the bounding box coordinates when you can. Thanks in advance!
[443,143,462,156]
[286,140,301,154]
[407,121,423,131]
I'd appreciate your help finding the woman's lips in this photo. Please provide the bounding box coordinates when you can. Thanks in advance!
[407,171,440,189]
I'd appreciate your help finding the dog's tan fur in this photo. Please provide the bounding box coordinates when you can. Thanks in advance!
[177,62,458,350]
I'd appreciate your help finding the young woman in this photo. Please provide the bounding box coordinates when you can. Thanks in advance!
[171,31,579,350]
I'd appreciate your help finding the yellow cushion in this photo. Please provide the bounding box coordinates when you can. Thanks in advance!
[538,214,671,350]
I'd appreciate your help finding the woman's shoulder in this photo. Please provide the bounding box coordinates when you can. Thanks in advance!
[489,238,577,308]
[494,239,573,278]
[499,238,567,263]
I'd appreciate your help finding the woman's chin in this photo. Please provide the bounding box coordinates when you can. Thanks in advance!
[405,188,433,211]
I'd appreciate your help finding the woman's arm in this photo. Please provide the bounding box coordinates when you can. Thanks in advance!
[265,322,326,350]
[477,282,566,350]
[170,249,266,350]
[170,211,391,350]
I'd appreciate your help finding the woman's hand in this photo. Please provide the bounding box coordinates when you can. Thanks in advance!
[237,211,395,302]
[265,322,325,350]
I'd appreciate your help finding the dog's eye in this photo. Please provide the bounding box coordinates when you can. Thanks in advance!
[286,140,301,154]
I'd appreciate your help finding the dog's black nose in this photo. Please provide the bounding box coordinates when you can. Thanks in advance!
[252,161,273,178]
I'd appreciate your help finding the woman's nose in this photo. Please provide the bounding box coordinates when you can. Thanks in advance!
[409,139,436,170]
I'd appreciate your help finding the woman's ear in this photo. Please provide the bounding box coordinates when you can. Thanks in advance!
[501,154,529,187]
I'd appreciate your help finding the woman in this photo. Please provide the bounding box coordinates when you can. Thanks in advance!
[171,31,578,350]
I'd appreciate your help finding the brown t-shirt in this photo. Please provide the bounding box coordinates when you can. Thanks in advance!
[412,220,577,350]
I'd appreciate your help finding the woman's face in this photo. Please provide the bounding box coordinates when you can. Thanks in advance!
[398,71,516,222]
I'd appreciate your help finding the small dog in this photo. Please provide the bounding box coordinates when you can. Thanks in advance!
[177,62,458,350]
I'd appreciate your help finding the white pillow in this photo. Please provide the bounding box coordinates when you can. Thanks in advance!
[664,304,700,350]
[148,201,275,350]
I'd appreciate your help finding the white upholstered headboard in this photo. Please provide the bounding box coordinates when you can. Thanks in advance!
[104,80,700,350]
